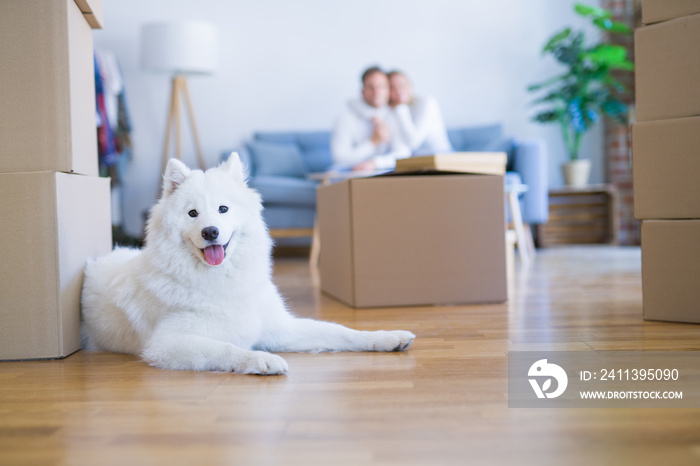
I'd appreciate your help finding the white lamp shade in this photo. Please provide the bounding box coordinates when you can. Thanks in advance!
[141,21,217,74]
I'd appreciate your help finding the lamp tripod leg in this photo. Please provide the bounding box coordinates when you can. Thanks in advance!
[173,76,182,163]
[181,77,206,170]
[161,76,180,175]
[160,75,206,183]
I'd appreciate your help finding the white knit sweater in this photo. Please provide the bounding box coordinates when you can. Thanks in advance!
[331,100,411,170]
[392,96,452,156]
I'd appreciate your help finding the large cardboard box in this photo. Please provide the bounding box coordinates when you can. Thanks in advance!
[633,116,700,219]
[642,0,700,25]
[642,220,700,324]
[0,172,112,360]
[0,0,98,176]
[635,13,700,122]
[318,174,507,308]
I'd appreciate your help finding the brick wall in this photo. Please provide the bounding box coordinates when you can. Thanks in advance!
[602,0,641,245]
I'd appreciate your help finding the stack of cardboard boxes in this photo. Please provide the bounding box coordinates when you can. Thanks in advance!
[0,0,112,359]
[634,0,700,323]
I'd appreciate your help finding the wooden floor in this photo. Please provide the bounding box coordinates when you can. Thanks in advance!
[2,246,700,466]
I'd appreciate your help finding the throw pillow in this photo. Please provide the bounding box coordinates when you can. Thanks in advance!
[246,141,308,178]
[447,124,503,152]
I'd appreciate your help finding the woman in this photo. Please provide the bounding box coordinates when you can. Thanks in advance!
[388,70,452,155]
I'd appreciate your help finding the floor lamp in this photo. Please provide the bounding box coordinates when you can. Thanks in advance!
[141,21,217,175]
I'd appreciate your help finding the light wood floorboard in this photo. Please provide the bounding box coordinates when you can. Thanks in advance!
[2,246,700,465]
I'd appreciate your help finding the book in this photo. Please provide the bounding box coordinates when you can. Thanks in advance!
[394,152,507,175]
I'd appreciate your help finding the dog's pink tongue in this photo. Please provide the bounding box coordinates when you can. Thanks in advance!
[203,245,224,265]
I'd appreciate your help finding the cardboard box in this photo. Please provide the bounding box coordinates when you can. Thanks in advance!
[642,0,700,25]
[635,14,700,122]
[642,220,700,323]
[633,116,700,219]
[0,0,98,176]
[73,0,104,29]
[317,173,507,308]
[0,172,112,360]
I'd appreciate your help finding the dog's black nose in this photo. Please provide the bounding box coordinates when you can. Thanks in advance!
[201,226,219,242]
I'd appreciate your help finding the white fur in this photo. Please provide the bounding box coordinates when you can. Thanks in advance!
[81,155,415,375]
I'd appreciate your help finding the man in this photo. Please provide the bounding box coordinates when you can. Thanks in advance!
[331,66,410,171]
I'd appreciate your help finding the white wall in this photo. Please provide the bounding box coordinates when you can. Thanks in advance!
[94,0,604,237]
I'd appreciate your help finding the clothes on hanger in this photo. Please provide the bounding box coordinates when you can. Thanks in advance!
[95,49,132,177]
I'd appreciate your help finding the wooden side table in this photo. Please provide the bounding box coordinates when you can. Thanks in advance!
[505,183,534,265]
[536,184,619,247]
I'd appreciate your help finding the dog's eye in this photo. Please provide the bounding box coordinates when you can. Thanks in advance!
[218,206,228,214]
[188,209,198,218]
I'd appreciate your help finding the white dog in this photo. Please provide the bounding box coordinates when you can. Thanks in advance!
[81,155,415,375]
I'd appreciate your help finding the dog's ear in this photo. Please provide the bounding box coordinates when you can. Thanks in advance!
[163,159,191,196]
[220,152,248,182]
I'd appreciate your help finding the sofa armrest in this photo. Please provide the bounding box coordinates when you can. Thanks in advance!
[512,138,548,224]
[220,147,255,179]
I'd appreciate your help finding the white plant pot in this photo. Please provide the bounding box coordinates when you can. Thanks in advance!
[562,159,591,187]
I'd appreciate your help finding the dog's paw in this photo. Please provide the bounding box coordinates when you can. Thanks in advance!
[373,330,416,352]
[236,351,289,375]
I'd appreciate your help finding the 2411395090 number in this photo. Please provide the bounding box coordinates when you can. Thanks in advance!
[598,368,679,381]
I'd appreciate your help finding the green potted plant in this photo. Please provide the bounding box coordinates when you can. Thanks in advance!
[528,3,634,187]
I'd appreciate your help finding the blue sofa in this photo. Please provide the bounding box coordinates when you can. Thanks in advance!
[222,124,548,245]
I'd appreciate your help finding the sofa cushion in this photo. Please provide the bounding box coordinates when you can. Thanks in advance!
[302,148,333,173]
[296,132,333,172]
[262,205,316,230]
[262,205,315,247]
[246,141,307,178]
[250,175,318,207]
[255,131,333,173]
[254,132,296,144]
[447,124,503,152]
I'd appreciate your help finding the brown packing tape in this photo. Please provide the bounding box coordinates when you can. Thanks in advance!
[82,13,102,30]
[73,0,103,29]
